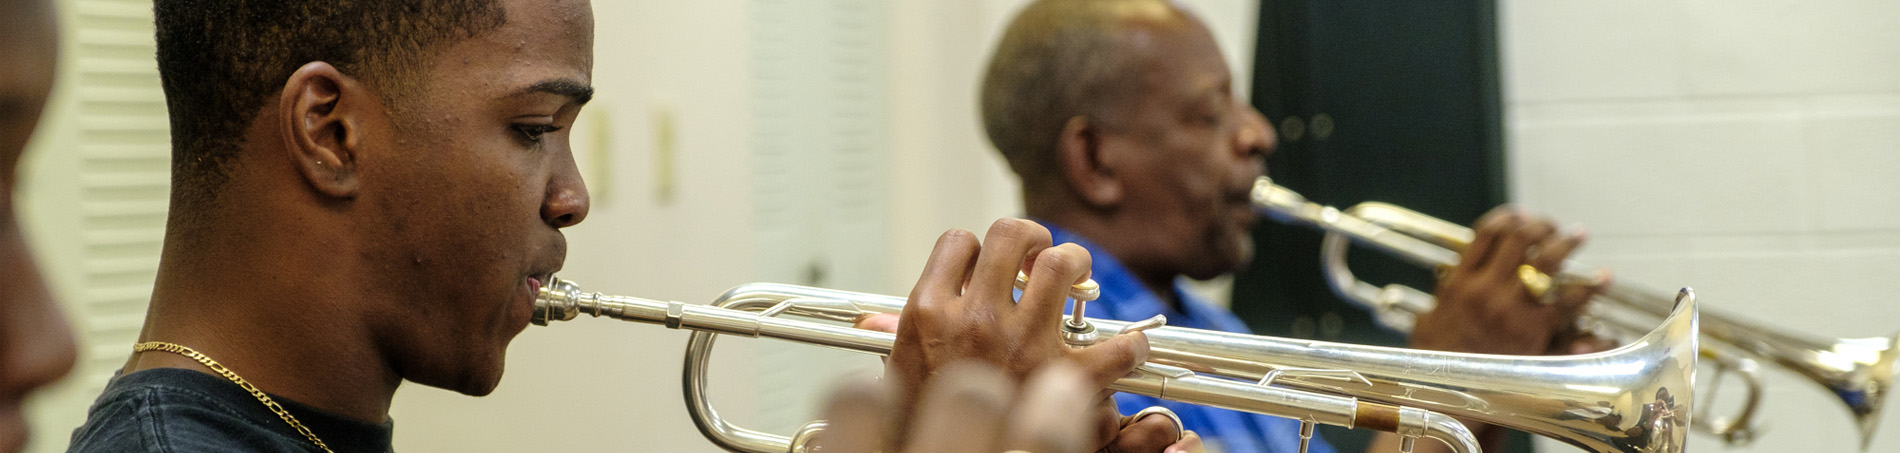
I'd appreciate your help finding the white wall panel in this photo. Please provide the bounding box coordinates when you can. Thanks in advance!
[1679,1,1900,97]
[1502,0,1688,103]
[1810,108,1900,231]
[746,0,893,435]
[1504,0,1900,451]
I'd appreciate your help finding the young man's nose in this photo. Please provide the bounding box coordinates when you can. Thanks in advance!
[542,157,591,229]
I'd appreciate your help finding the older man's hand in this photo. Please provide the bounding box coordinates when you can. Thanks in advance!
[1412,207,1613,356]
[1376,208,1619,453]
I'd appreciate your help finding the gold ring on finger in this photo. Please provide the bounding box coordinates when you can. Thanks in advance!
[1517,264,1554,304]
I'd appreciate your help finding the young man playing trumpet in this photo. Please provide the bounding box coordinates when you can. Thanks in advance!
[61,0,1186,451]
[978,1,1613,451]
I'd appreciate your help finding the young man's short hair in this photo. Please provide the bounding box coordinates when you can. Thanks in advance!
[153,0,506,209]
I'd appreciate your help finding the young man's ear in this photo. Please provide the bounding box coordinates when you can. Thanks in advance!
[278,62,364,198]
[1054,115,1122,207]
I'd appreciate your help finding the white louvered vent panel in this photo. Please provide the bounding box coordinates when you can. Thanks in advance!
[748,0,894,436]
[70,0,170,394]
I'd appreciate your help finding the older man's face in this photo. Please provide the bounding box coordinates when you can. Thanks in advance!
[1099,17,1275,280]
[0,0,79,450]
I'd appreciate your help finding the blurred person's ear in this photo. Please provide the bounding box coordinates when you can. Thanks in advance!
[1055,116,1123,207]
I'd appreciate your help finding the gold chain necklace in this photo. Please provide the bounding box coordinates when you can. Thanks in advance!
[133,342,335,453]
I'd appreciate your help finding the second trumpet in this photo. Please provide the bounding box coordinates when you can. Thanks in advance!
[1252,176,1894,449]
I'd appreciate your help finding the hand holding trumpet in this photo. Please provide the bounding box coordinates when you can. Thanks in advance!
[848,218,1197,452]
[1415,207,1615,356]
[1391,207,1619,452]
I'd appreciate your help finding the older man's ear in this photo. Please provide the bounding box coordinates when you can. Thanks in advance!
[1054,116,1125,207]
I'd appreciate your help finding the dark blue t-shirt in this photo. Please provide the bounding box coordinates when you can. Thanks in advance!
[1043,222,1337,453]
[68,367,394,453]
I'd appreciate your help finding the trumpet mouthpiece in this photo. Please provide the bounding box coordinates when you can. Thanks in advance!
[533,276,585,325]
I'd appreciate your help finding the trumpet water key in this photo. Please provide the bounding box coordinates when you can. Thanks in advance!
[532,273,1698,453]
[1253,176,1895,449]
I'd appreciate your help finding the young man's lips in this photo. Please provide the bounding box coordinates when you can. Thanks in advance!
[520,277,543,323]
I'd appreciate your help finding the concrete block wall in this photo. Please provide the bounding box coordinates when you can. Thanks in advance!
[1501,1,1900,450]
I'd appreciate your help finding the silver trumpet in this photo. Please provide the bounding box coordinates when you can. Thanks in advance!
[532,272,1697,453]
[1253,176,1896,449]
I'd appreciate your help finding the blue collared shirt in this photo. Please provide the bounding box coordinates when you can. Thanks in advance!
[1045,222,1336,453]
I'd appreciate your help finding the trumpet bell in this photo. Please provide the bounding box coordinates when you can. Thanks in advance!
[1118,288,1699,453]
[1833,332,1897,450]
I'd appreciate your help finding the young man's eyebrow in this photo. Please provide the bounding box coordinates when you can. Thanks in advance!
[515,79,595,105]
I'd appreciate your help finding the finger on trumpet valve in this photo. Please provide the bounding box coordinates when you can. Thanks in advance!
[1013,270,1102,302]
[1016,270,1103,340]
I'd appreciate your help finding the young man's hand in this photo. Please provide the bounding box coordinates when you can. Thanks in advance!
[818,360,1204,453]
[846,218,1196,452]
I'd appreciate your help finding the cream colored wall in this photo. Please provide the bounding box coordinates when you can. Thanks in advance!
[1501,1,1900,451]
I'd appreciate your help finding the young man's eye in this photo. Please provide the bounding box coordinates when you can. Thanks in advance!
[514,124,562,143]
